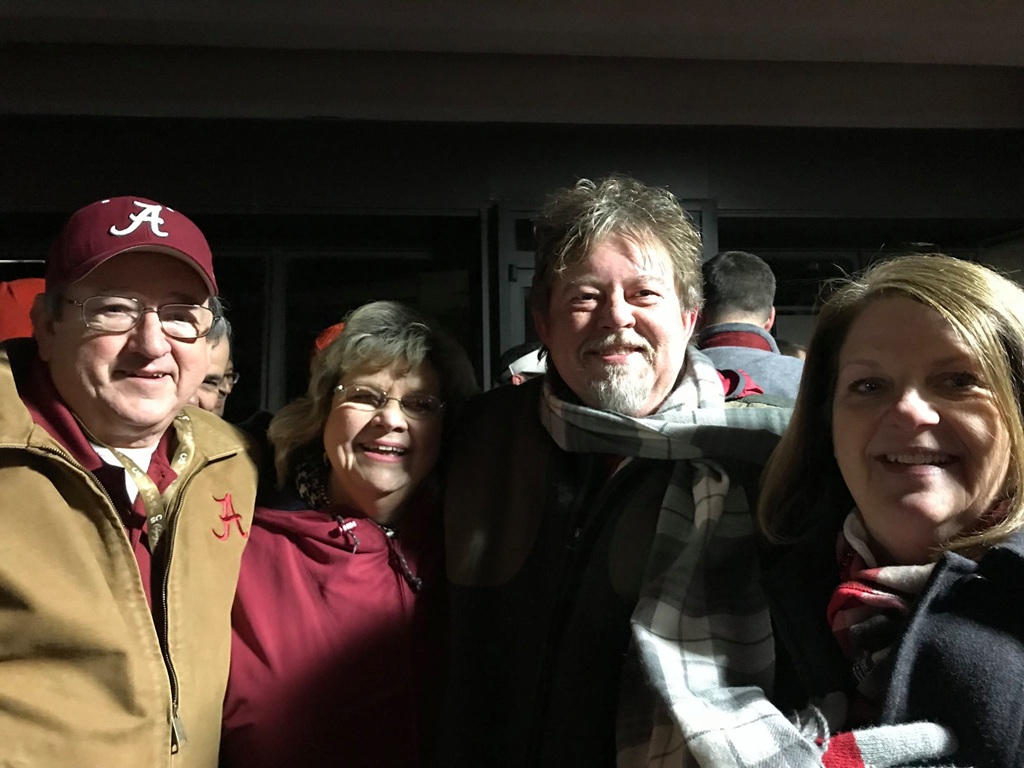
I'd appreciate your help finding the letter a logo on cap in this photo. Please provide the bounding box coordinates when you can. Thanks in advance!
[108,201,170,239]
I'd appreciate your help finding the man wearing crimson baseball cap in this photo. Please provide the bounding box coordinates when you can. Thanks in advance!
[0,196,257,767]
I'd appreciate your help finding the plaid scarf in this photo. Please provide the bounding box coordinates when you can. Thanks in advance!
[827,513,933,721]
[540,348,789,464]
[539,349,957,768]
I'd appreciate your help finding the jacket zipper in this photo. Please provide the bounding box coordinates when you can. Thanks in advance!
[528,453,623,760]
[161,470,200,754]
[29,443,193,756]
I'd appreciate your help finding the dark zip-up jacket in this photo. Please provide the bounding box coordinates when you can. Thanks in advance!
[437,376,707,767]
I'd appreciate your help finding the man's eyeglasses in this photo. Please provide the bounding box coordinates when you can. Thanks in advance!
[199,370,240,394]
[334,384,444,419]
[65,296,216,341]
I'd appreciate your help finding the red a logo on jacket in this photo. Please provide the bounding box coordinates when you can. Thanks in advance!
[212,493,248,541]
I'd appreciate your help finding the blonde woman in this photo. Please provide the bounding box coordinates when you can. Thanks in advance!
[758,254,1024,767]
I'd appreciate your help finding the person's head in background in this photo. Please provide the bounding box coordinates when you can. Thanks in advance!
[776,339,807,361]
[268,300,478,525]
[531,175,703,417]
[699,250,776,331]
[760,253,1024,565]
[191,297,237,417]
[32,196,220,448]
[496,341,546,386]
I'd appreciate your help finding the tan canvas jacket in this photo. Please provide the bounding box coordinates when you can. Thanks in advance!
[0,346,258,768]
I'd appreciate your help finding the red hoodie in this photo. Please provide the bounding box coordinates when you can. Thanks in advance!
[221,490,444,768]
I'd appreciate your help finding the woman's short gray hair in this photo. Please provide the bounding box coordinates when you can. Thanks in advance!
[268,300,478,486]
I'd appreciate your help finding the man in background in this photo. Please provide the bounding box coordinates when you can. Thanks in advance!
[192,304,238,417]
[697,250,804,401]
[0,196,257,767]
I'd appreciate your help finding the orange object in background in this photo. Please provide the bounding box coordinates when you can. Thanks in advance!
[0,278,44,342]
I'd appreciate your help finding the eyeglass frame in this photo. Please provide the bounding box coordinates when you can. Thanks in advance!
[63,295,218,341]
[333,383,445,420]
[199,370,240,394]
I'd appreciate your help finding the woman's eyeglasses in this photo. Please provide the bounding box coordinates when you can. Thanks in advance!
[334,384,444,419]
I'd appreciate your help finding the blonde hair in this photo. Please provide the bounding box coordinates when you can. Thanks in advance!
[531,175,703,314]
[759,254,1024,557]
[268,300,478,486]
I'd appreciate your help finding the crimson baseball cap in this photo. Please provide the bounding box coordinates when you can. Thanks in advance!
[46,197,217,295]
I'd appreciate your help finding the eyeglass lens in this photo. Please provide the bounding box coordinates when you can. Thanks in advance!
[77,296,214,339]
[336,384,442,418]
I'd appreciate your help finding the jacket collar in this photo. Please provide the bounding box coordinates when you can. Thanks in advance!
[0,339,97,461]
[698,322,779,354]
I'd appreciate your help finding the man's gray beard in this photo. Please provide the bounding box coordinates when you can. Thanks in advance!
[583,364,653,416]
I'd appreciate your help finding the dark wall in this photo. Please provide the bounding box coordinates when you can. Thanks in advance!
[3,116,1021,409]
[2,116,1022,221]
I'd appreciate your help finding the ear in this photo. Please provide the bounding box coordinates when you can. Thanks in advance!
[681,307,699,337]
[764,306,777,332]
[30,294,57,362]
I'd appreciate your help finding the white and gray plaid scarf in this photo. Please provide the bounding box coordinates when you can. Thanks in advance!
[540,349,789,463]
[539,349,957,768]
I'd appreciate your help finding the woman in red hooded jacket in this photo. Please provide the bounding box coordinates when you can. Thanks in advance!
[221,301,477,768]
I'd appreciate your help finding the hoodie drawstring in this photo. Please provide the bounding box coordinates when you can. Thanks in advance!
[331,514,423,592]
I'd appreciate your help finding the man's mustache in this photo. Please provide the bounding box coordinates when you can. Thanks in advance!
[580,332,654,362]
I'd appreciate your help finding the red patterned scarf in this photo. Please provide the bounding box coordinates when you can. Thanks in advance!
[826,512,933,723]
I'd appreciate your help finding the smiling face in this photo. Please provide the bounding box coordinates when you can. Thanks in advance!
[35,251,212,448]
[831,296,1011,565]
[322,359,443,524]
[534,235,697,416]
